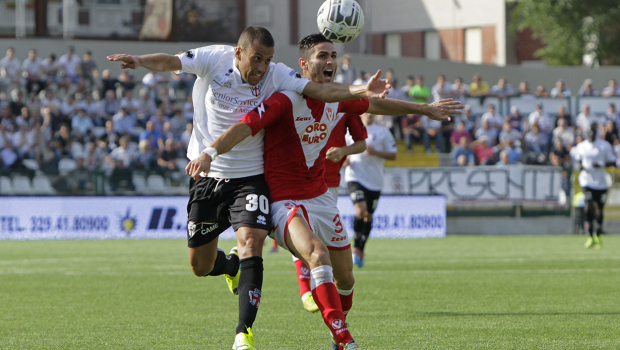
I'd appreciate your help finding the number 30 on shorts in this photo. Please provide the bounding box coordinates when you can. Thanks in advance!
[246,194,270,214]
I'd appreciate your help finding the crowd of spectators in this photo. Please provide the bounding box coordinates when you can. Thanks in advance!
[0,46,196,193]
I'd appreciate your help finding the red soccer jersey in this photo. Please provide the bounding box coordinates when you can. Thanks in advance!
[241,91,369,202]
[323,113,367,187]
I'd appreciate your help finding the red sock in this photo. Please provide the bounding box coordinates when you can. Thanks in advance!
[338,288,354,321]
[294,259,311,298]
[271,239,278,250]
[311,269,353,345]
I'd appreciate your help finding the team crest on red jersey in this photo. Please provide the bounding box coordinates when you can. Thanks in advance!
[326,107,335,121]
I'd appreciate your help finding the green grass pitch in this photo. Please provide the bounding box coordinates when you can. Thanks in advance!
[1,235,619,349]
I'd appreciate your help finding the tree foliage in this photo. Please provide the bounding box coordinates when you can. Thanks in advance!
[511,0,620,66]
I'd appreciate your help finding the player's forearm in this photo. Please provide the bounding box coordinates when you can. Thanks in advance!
[366,98,431,116]
[342,140,366,156]
[210,122,253,155]
[135,53,181,72]
[303,82,367,103]
[374,151,396,160]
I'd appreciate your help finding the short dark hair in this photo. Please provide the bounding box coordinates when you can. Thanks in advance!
[298,33,333,60]
[238,26,275,49]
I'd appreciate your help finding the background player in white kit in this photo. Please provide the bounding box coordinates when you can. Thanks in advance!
[188,33,462,349]
[346,113,397,267]
[572,123,615,248]
[108,26,393,350]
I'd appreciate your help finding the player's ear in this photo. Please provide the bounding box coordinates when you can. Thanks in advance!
[299,57,308,71]
[235,47,242,60]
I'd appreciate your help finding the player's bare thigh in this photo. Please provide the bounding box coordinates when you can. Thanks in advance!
[235,226,269,259]
[286,214,331,270]
[330,247,355,290]
[188,237,219,276]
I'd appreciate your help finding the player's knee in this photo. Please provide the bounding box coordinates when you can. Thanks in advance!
[306,246,330,268]
[190,259,214,277]
[334,273,355,290]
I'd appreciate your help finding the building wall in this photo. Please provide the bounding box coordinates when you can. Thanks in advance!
[400,32,424,58]
[438,28,464,61]
[245,0,291,48]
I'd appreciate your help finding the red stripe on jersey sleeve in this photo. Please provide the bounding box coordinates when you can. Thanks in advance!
[240,92,293,136]
[337,98,369,116]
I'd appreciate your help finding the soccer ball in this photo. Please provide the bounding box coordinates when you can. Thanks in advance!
[317,0,364,43]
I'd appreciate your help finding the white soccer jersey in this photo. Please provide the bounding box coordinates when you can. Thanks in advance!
[573,139,615,190]
[344,122,396,191]
[176,45,310,178]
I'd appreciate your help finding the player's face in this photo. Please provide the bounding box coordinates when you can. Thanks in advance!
[235,40,274,86]
[306,42,337,84]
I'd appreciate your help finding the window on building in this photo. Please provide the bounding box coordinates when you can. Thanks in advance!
[424,31,440,61]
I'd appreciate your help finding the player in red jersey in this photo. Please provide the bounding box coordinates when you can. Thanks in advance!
[187,34,461,349]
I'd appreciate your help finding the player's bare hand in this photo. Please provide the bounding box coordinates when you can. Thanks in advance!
[364,70,391,99]
[107,54,141,69]
[426,98,464,121]
[185,153,212,180]
[364,145,377,156]
[326,147,346,162]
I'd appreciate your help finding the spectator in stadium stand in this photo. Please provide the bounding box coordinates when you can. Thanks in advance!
[518,81,533,96]
[499,121,522,144]
[119,90,141,119]
[60,94,79,117]
[456,154,468,166]
[12,123,36,159]
[97,120,120,152]
[0,47,21,93]
[180,123,192,150]
[431,75,453,102]
[575,104,602,134]
[499,138,523,164]
[101,90,120,118]
[69,156,94,193]
[1,106,14,129]
[161,121,175,144]
[133,139,158,170]
[142,70,164,97]
[549,138,571,196]
[450,121,472,148]
[578,79,600,96]
[26,91,41,119]
[112,107,135,136]
[9,90,25,117]
[472,136,495,165]
[52,123,72,160]
[41,53,59,87]
[139,120,163,150]
[475,119,498,146]
[100,69,119,97]
[16,107,30,128]
[169,110,186,138]
[490,77,515,99]
[507,106,526,133]
[183,94,194,122]
[400,75,414,99]
[480,104,503,130]
[107,136,135,191]
[385,68,396,85]
[137,88,157,123]
[458,105,475,133]
[534,85,549,97]
[421,114,444,153]
[552,117,575,149]
[149,108,169,133]
[58,46,82,87]
[554,105,573,127]
[85,142,106,170]
[401,114,421,155]
[158,138,179,170]
[351,70,368,85]
[22,49,44,94]
[451,77,469,102]
[528,102,552,134]
[550,79,571,98]
[40,89,61,111]
[469,74,489,97]
[603,119,617,145]
[606,103,620,125]
[409,75,430,103]
[170,70,196,98]
[524,122,549,164]
[118,71,139,94]
[0,139,19,169]
[334,54,356,85]
[156,87,172,114]
[81,51,99,91]
[79,92,102,123]
[495,150,511,167]
[601,79,620,97]
[71,108,94,136]
[451,136,475,166]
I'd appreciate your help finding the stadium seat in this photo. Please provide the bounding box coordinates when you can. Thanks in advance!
[12,176,34,195]
[92,126,106,138]
[32,176,56,195]
[132,174,147,193]
[146,175,167,194]
[22,159,40,171]
[0,176,14,195]
[58,158,78,174]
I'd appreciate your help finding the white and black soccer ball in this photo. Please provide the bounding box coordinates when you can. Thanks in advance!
[317,0,365,43]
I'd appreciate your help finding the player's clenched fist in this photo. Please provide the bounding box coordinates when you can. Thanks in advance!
[185,153,212,180]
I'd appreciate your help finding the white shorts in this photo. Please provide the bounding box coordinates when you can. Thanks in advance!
[328,187,339,202]
[270,191,350,252]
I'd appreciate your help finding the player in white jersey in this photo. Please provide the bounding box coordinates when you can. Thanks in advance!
[108,26,393,350]
[187,33,462,350]
[572,123,615,248]
[345,114,397,267]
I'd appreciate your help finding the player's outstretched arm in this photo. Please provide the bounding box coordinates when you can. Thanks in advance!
[303,70,390,103]
[185,122,252,180]
[365,145,397,160]
[326,140,366,162]
[107,53,182,72]
[367,98,463,121]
